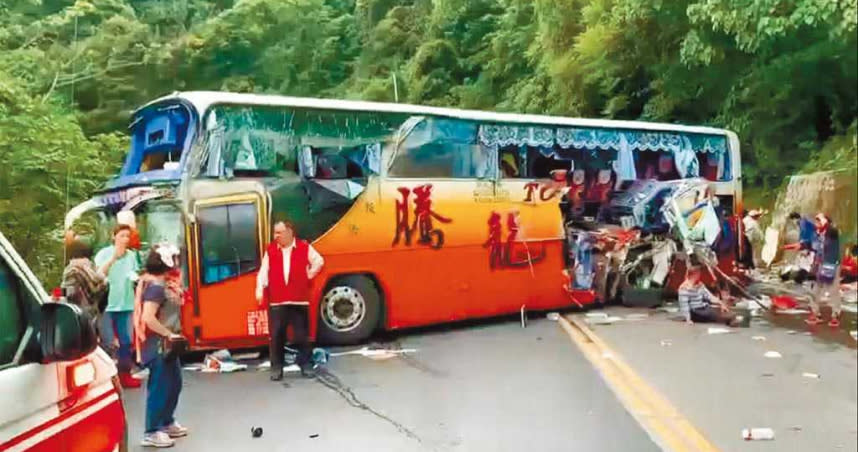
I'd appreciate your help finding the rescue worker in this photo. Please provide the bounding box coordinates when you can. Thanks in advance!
[806,214,842,327]
[679,266,739,326]
[256,220,325,380]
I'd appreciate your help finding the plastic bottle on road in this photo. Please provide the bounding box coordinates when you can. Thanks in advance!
[742,428,775,440]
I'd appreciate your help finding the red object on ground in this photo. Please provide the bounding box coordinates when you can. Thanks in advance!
[771,295,798,310]
[805,313,823,325]
[119,372,142,389]
[563,286,596,308]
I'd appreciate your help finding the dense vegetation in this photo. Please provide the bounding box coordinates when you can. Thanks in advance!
[1,0,856,282]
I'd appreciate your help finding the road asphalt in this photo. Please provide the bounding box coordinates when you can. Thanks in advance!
[123,318,660,452]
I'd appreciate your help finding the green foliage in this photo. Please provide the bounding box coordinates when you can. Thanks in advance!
[0,0,855,285]
[0,71,124,282]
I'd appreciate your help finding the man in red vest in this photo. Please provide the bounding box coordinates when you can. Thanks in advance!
[256,220,325,380]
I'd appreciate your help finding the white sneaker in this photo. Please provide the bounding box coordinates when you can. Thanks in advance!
[141,431,175,448]
[161,422,189,438]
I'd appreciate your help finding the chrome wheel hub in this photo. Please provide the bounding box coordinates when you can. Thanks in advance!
[321,286,366,332]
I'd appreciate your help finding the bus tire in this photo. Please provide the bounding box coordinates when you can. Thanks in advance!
[317,275,381,345]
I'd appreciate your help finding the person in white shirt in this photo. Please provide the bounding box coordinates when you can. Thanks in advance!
[742,209,765,270]
[255,220,324,380]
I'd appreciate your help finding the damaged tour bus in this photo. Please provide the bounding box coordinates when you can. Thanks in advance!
[65,92,743,347]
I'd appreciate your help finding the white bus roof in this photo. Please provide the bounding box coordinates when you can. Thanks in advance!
[139,91,734,137]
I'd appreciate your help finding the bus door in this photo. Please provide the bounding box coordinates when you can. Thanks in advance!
[191,194,266,344]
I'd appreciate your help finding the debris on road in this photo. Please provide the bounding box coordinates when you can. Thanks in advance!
[210,349,232,360]
[585,312,623,325]
[312,348,330,365]
[801,372,820,379]
[751,336,767,341]
[844,287,857,304]
[547,312,560,321]
[232,352,261,361]
[182,350,250,373]
[257,361,301,373]
[771,295,798,310]
[735,297,772,311]
[707,327,732,335]
[624,313,649,321]
[251,427,263,438]
[201,351,248,373]
[660,339,672,347]
[764,351,783,359]
[309,434,319,439]
[743,428,775,441]
[656,306,679,314]
[329,346,417,360]
[760,373,775,377]
[777,308,810,315]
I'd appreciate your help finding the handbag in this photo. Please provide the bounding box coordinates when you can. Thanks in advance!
[817,263,837,285]
[163,335,188,362]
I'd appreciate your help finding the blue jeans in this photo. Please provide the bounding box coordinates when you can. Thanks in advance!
[145,353,183,434]
[101,311,134,373]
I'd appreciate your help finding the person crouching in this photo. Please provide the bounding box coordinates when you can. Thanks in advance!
[679,266,739,326]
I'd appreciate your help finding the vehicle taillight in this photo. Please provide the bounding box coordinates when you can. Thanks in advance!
[67,360,96,391]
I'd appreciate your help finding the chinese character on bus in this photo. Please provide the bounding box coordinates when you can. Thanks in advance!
[484,210,546,269]
[247,310,269,336]
[393,184,452,249]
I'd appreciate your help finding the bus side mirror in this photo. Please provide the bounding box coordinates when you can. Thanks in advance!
[39,303,98,363]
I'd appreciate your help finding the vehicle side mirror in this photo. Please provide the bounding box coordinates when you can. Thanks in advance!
[39,303,98,363]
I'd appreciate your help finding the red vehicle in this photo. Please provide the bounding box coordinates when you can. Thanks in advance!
[0,230,127,452]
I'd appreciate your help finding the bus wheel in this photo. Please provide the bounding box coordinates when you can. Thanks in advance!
[317,275,381,345]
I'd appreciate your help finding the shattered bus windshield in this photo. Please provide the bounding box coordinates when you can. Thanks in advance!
[136,202,184,250]
[200,105,410,179]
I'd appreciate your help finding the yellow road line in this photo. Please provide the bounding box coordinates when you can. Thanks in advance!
[558,315,721,452]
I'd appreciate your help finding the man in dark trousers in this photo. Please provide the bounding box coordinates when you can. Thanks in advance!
[256,220,325,380]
